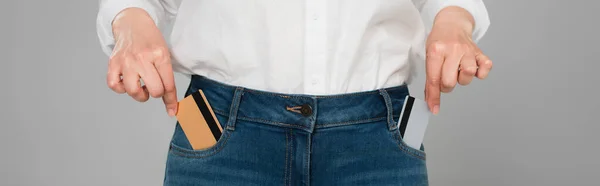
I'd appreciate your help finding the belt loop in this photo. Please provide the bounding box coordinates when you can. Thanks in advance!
[227,87,244,130]
[379,89,397,131]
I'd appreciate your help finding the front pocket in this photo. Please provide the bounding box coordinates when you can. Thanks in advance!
[168,112,235,159]
[389,126,427,160]
[385,114,427,160]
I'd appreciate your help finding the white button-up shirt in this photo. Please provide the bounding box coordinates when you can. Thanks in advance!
[97,0,489,95]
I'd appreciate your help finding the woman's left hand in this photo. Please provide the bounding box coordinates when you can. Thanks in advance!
[424,6,493,115]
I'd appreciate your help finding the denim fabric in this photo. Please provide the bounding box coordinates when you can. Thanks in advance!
[164,75,428,186]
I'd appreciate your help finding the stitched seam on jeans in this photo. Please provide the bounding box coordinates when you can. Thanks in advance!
[244,89,316,99]
[304,133,310,186]
[213,109,228,116]
[284,129,289,186]
[237,116,309,130]
[316,116,389,128]
[235,116,400,130]
[169,130,231,158]
[216,108,401,130]
[396,134,426,160]
[288,129,294,186]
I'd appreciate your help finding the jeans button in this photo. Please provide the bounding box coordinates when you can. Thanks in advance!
[300,104,313,116]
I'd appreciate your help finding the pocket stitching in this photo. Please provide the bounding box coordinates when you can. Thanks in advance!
[389,127,427,160]
[394,132,427,160]
[169,128,233,159]
[387,112,427,160]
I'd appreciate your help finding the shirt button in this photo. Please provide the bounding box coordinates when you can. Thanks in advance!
[300,104,313,116]
[312,14,319,20]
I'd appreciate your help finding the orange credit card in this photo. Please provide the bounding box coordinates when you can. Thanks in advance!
[175,89,223,150]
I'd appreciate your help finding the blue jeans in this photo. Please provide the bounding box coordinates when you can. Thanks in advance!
[164,75,428,186]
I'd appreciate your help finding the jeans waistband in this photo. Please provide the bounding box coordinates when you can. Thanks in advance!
[185,75,410,133]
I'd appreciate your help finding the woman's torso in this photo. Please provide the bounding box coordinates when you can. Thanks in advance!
[168,0,427,95]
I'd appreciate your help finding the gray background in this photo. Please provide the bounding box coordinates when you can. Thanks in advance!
[1,0,598,185]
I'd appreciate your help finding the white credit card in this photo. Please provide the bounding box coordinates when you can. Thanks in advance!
[397,95,432,150]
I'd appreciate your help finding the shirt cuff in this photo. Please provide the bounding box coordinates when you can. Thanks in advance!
[420,0,491,43]
[96,0,163,56]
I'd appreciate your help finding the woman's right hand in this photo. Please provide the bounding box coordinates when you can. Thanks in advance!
[107,8,178,117]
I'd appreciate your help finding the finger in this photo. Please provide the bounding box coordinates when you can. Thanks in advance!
[123,69,149,102]
[441,52,462,93]
[136,53,165,98]
[424,88,428,102]
[425,72,442,115]
[425,45,444,115]
[154,55,178,117]
[458,53,477,85]
[107,71,126,94]
[475,53,493,79]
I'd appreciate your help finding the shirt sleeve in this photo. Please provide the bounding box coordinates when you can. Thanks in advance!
[414,0,490,43]
[96,0,178,56]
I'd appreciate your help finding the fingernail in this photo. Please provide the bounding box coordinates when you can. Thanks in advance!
[168,109,176,117]
[433,105,440,115]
